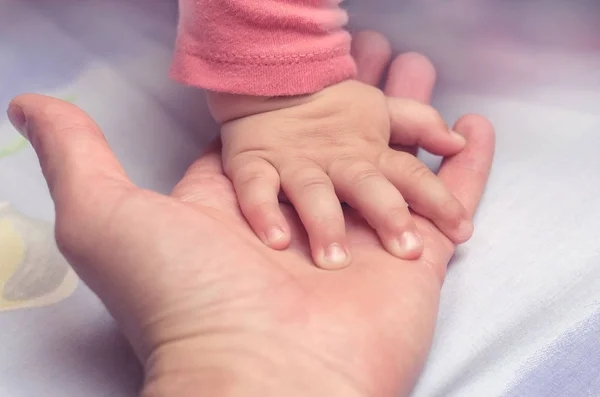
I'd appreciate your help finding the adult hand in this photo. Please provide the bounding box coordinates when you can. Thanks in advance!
[7,31,494,397]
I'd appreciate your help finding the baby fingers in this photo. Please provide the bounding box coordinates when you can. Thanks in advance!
[386,97,466,156]
[379,150,473,244]
[328,158,424,260]
[279,162,351,270]
[228,156,290,249]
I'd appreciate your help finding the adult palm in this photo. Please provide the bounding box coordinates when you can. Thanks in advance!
[9,32,494,397]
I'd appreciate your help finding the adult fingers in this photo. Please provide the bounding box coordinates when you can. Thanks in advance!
[6,94,148,331]
[7,95,134,208]
[437,115,496,219]
[178,138,224,178]
[171,138,242,213]
[384,52,437,154]
[379,150,473,244]
[418,115,495,283]
[7,94,137,257]
[351,31,392,86]
[384,52,437,103]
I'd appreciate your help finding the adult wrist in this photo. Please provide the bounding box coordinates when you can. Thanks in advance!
[140,335,367,397]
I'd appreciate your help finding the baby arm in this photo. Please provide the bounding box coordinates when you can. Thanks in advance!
[171,0,355,96]
[171,0,472,269]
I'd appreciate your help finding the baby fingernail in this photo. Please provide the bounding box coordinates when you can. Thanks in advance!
[266,226,285,244]
[323,243,349,268]
[449,129,466,144]
[401,231,422,251]
[7,105,28,139]
[390,232,422,258]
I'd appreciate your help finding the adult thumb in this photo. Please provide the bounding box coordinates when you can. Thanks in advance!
[7,94,134,208]
[6,95,138,266]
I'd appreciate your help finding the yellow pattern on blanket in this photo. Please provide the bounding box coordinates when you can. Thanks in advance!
[0,205,78,311]
[0,218,24,306]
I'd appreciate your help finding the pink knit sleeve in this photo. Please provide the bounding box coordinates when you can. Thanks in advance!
[170,0,356,96]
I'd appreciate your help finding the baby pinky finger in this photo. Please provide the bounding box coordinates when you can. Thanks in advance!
[231,157,290,249]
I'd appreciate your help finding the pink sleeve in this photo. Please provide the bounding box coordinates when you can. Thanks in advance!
[170,0,356,96]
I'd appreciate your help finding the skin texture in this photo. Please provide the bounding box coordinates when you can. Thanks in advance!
[7,31,494,397]
[209,57,472,269]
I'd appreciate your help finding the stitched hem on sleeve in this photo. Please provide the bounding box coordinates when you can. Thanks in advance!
[169,49,357,96]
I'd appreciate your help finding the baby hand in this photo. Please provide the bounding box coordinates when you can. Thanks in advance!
[208,80,472,269]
